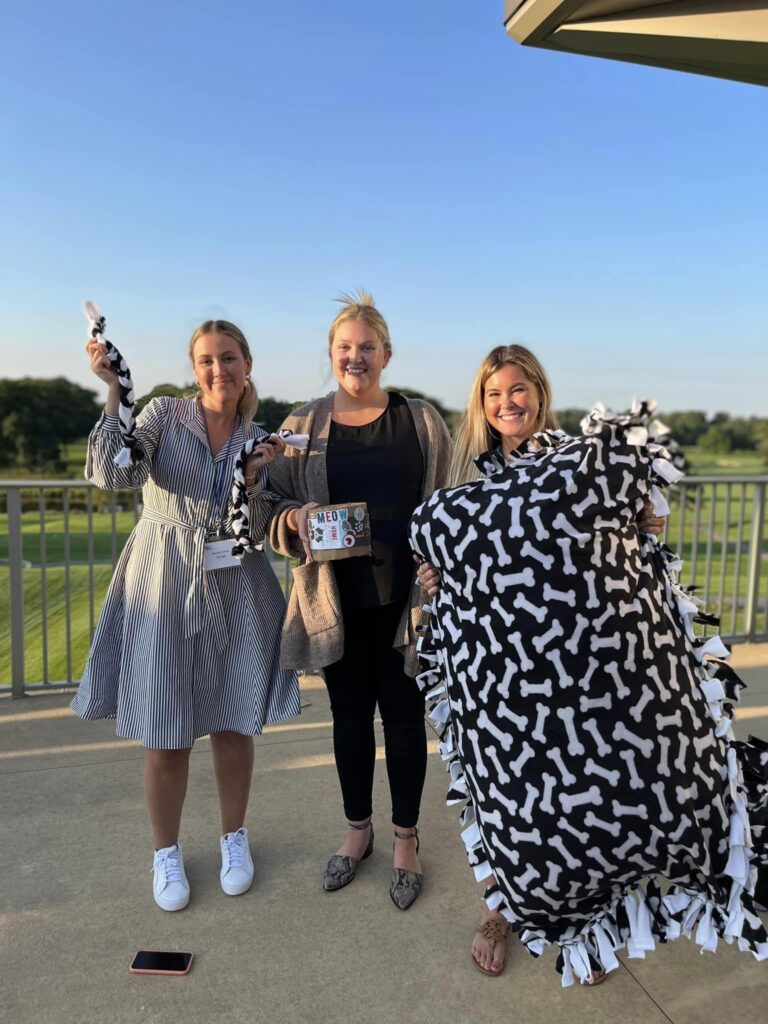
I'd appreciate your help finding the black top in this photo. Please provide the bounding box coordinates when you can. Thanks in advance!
[326,392,424,609]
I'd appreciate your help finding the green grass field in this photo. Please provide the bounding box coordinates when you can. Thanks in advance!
[0,564,114,685]
[681,447,766,477]
[662,479,768,636]
[0,506,138,564]
[0,527,294,687]
[0,472,140,684]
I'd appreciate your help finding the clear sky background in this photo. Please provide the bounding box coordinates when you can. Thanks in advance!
[1,1,766,416]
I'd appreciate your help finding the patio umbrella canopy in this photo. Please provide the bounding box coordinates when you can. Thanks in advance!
[504,1,768,88]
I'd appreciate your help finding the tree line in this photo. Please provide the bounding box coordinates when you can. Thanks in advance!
[1,377,766,472]
[0,379,454,471]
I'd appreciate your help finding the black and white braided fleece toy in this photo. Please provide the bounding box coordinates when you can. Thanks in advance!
[83,302,141,468]
[231,429,308,558]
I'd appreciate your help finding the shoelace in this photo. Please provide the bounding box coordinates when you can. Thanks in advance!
[223,832,246,869]
[155,849,183,884]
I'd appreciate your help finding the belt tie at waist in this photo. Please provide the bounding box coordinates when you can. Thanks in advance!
[141,507,231,654]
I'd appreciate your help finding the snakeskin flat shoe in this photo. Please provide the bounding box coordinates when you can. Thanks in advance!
[323,821,374,892]
[390,827,423,910]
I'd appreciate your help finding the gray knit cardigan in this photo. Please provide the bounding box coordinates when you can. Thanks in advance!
[267,393,452,676]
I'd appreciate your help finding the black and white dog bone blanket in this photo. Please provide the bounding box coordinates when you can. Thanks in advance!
[409,400,768,985]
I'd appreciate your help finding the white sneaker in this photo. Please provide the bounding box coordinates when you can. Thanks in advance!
[220,827,254,896]
[152,843,190,912]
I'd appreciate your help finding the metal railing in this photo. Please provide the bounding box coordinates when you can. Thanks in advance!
[2,476,767,697]
[1,480,293,697]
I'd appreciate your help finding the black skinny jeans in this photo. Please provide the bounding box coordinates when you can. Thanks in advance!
[323,600,427,828]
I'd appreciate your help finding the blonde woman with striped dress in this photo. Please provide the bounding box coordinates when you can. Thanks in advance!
[72,320,300,912]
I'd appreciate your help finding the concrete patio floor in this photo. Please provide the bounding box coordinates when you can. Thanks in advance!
[2,647,768,1024]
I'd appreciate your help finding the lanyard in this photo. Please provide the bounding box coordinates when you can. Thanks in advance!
[200,402,240,524]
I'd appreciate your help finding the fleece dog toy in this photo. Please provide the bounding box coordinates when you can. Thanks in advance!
[231,429,308,557]
[83,302,141,468]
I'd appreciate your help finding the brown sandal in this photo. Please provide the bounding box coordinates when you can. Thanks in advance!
[471,917,509,977]
[576,969,607,986]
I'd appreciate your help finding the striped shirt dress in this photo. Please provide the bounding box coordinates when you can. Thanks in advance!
[71,397,301,748]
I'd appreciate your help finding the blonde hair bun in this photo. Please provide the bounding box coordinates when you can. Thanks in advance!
[328,288,392,356]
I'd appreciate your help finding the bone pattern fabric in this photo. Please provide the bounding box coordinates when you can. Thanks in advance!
[409,406,768,983]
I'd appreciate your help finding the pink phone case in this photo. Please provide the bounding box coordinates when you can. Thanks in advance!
[130,951,193,975]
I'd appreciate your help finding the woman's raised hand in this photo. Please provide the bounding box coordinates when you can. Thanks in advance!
[85,339,119,387]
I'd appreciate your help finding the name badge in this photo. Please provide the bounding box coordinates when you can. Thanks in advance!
[204,539,241,571]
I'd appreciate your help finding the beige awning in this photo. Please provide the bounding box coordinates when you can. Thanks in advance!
[504,1,768,87]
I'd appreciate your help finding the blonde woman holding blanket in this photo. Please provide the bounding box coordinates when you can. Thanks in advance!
[72,314,300,912]
[411,354,768,985]
[416,345,666,978]
[267,291,452,909]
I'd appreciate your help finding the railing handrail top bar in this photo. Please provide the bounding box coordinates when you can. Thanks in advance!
[675,476,768,485]
[1,479,90,488]
[3,475,768,490]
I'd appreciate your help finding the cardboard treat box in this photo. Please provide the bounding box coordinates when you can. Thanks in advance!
[307,502,372,561]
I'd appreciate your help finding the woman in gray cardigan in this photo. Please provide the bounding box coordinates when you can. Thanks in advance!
[267,291,452,909]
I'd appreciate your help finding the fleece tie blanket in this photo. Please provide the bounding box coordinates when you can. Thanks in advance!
[409,401,768,986]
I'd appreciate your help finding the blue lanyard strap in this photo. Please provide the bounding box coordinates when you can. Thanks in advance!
[200,403,240,516]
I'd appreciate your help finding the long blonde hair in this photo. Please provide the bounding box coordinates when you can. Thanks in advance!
[188,320,259,425]
[328,289,392,356]
[449,345,558,486]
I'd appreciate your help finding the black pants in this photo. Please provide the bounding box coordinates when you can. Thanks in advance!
[323,600,427,827]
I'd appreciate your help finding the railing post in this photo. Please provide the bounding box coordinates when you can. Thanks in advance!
[744,482,766,642]
[7,489,26,697]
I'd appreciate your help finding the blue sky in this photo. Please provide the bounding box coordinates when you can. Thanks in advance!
[1,1,766,416]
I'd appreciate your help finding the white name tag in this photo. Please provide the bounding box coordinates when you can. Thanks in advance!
[204,539,240,571]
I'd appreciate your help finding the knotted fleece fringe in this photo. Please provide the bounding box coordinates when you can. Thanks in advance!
[414,399,768,987]
[83,301,141,467]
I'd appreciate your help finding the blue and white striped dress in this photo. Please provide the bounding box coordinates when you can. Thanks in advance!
[72,397,301,748]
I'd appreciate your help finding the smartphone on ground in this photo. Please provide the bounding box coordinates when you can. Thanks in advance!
[130,950,193,975]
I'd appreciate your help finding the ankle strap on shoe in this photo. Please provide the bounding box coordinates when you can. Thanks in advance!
[347,819,372,831]
[393,827,418,841]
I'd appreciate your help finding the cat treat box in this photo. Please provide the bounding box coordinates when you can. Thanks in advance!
[307,502,372,561]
